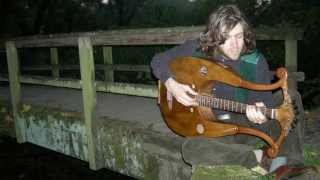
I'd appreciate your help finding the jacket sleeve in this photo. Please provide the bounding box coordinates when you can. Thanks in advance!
[150,40,195,82]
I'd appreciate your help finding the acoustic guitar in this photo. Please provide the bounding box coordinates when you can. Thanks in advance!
[158,56,294,158]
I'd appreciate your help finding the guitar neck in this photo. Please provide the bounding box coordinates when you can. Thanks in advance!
[196,95,276,119]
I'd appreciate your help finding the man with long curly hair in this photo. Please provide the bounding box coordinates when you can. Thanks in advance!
[151,4,310,179]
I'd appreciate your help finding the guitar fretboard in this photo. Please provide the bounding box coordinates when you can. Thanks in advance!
[196,94,276,119]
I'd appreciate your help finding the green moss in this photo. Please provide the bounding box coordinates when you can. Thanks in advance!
[98,120,168,179]
[191,145,320,180]
[20,104,82,127]
[101,124,145,176]
[304,145,320,166]
[191,165,264,180]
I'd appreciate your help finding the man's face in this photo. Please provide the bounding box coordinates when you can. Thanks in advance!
[219,23,244,61]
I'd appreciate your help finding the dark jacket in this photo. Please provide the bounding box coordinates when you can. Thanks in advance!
[151,40,274,113]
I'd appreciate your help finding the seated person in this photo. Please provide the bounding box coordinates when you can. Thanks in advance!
[151,4,308,179]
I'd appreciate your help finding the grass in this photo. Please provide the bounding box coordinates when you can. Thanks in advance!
[304,145,320,167]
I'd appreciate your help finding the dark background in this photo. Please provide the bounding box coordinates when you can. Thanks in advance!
[0,0,320,179]
[0,135,136,180]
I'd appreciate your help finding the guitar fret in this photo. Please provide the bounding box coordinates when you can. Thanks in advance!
[222,99,224,110]
[206,97,209,106]
[224,100,228,110]
[231,101,233,112]
[233,102,235,112]
[271,109,275,119]
[235,102,237,112]
[214,98,217,108]
[216,98,218,108]
[227,100,229,111]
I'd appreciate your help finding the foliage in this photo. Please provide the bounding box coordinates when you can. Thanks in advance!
[304,145,320,166]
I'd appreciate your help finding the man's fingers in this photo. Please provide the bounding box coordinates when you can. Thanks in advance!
[246,103,267,124]
[176,94,197,106]
[246,105,256,123]
[255,102,264,107]
[183,85,197,96]
[165,78,198,106]
[255,102,267,123]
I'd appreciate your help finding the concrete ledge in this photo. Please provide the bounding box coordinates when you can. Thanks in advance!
[0,102,191,180]
[1,97,319,179]
[191,165,265,180]
[95,117,191,179]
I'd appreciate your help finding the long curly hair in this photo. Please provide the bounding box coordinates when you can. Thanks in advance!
[199,5,256,56]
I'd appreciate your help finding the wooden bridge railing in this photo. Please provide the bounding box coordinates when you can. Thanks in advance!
[1,26,304,95]
[0,25,304,170]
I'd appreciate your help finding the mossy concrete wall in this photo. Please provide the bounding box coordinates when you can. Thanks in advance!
[21,104,89,161]
[95,117,191,179]
[191,165,265,180]
[0,102,191,180]
[1,102,319,179]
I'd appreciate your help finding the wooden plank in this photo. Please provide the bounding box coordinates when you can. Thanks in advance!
[50,48,60,78]
[6,26,303,48]
[78,37,100,170]
[103,46,114,82]
[12,75,157,97]
[5,41,26,143]
[285,40,298,89]
[285,40,298,71]
[21,64,151,72]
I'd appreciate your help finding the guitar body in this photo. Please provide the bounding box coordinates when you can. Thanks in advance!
[159,57,241,137]
[158,56,294,158]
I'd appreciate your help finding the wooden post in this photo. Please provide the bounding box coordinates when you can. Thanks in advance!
[285,40,298,89]
[78,37,100,170]
[102,46,114,82]
[50,47,60,78]
[5,41,26,143]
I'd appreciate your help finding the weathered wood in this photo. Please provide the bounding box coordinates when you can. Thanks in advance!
[0,26,304,92]
[50,47,60,78]
[0,75,157,97]
[0,70,305,99]
[5,41,26,143]
[285,40,298,71]
[103,46,114,82]
[21,64,150,72]
[285,40,298,89]
[4,26,303,48]
[78,37,100,170]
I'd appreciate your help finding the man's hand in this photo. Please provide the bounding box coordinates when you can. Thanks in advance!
[164,77,198,106]
[246,102,267,124]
